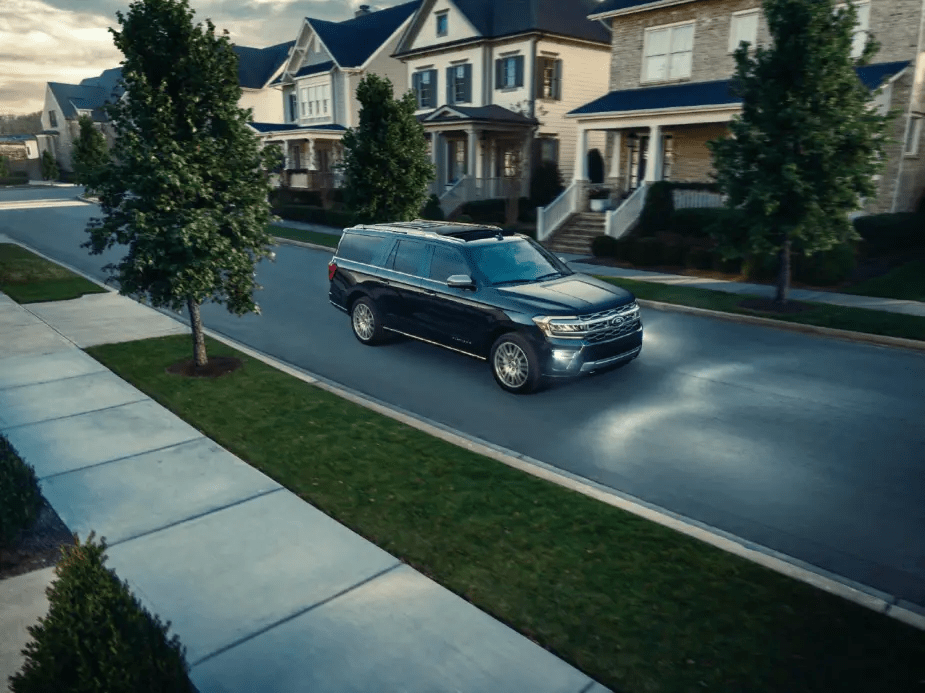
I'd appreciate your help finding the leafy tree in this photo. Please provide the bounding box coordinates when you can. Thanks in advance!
[0,155,10,178]
[529,160,564,208]
[84,0,279,368]
[707,0,895,305]
[340,73,435,223]
[40,150,58,181]
[0,112,42,135]
[72,115,110,194]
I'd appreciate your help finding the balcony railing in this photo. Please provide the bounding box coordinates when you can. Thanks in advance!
[536,182,577,242]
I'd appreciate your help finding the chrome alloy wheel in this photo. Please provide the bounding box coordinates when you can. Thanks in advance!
[493,341,530,389]
[352,302,375,342]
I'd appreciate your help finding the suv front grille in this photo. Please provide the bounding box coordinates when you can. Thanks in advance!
[585,318,640,343]
[579,303,640,343]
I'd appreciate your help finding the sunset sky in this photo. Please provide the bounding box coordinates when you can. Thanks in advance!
[1,0,402,115]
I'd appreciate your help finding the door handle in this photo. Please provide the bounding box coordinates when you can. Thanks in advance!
[425,289,437,296]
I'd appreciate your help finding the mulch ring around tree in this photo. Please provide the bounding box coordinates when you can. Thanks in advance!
[0,499,74,580]
[166,356,244,378]
[738,297,811,314]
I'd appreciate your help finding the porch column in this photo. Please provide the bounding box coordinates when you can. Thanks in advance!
[306,138,316,170]
[432,131,443,189]
[468,128,478,198]
[574,127,589,181]
[643,124,663,182]
[608,132,622,180]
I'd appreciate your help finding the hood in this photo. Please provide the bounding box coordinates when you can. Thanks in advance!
[497,273,634,315]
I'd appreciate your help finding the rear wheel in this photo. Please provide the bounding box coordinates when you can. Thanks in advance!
[490,333,543,394]
[351,297,386,345]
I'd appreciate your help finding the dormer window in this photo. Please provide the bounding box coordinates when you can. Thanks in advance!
[436,11,448,37]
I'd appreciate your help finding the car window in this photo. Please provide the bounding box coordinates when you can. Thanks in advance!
[337,232,390,266]
[468,238,567,285]
[390,239,427,276]
[428,244,470,282]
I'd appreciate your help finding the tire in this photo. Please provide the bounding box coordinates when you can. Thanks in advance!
[489,332,544,394]
[350,297,386,345]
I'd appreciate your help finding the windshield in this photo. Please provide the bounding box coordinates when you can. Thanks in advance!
[468,238,570,286]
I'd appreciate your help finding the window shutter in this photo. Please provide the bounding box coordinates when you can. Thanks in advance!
[515,56,524,87]
[552,138,559,163]
[495,59,503,90]
[463,63,472,103]
[554,59,563,99]
[427,70,437,108]
[446,67,454,105]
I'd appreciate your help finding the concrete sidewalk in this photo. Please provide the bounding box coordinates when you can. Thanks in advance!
[0,289,610,693]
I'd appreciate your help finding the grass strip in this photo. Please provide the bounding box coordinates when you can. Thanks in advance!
[271,225,340,249]
[87,333,925,693]
[596,275,925,342]
[0,243,107,303]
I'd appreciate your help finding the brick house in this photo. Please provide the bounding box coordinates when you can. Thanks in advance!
[540,0,925,242]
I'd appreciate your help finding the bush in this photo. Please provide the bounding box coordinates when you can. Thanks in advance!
[685,246,714,271]
[793,243,858,286]
[0,173,29,186]
[269,188,322,208]
[588,148,605,184]
[420,194,444,221]
[457,198,534,224]
[741,252,778,280]
[711,251,742,274]
[591,234,619,257]
[671,207,727,239]
[273,204,358,229]
[661,243,687,267]
[639,181,675,236]
[456,214,474,223]
[40,151,59,181]
[613,237,636,262]
[853,213,925,257]
[0,434,42,557]
[634,237,664,266]
[0,155,10,177]
[530,161,564,208]
[9,533,195,693]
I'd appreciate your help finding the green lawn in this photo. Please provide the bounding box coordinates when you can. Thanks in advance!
[87,333,925,693]
[844,260,925,302]
[271,225,340,249]
[0,243,107,303]
[597,276,925,342]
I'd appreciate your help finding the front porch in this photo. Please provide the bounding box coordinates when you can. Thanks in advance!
[251,122,347,191]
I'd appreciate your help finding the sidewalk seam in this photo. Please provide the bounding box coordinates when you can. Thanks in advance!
[1,397,150,431]
[0,368,108,391]
[39,436,204,481]
[190,561,404,668]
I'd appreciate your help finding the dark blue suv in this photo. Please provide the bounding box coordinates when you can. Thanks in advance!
[328,220,642,394]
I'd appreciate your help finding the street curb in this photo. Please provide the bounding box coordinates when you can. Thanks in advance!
[633,298,925,352]
[4,235,924,633]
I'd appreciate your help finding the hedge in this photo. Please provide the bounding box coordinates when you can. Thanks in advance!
[853,212,925,257]
[273,204,358,229]
[457,197,535,224]
[269,188,322,208]
[0,174,29,186]
[0,434,42,557]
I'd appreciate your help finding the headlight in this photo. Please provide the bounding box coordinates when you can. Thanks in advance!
[533,316,590,339]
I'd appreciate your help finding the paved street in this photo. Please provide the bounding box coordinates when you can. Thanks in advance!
[2,195,924,610]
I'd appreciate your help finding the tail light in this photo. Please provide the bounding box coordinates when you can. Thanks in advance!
[328,261,337,282]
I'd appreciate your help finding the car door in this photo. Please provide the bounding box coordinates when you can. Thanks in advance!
[418,243,495,353]
[380,237,430,335]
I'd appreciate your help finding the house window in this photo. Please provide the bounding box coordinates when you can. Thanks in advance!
[300,87,309,117]
[496,55,524,90]
[662,135,674,180]
[540,138,559,164]
[448,63,472,104]
[288,93,298,121]
[835,2,870,59]
[48,110,57,127]
[448,139,467,182]
[643,22,694,82]
[413,69,437,109]
[905,116,922,155]
[537,57,562,100]
[436,11,448,37]
[729,9,759,53]
[504,149,517,177]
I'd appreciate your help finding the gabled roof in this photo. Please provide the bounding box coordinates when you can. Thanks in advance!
[306,0,421,68]
[396,0,609,56]
[48,78,122,122]
[569,60,910,116]
[249,122,347,133]
[234,41,295,90]
[588,0,676,19]
[293,60,336,79]
[418,104,538,125]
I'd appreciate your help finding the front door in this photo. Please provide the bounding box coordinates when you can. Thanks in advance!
[447,138,467,184]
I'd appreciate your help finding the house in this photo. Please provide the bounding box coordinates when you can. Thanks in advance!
[392,0,613,213]
[40,42,293,173]
[544,0,925,243]
[251,1,422,191]
[0,134,57,180]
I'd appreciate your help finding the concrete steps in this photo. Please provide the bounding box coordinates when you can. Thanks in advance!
[542,213,606,256]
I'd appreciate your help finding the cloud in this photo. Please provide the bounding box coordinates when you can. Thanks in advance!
[1,0,406,116]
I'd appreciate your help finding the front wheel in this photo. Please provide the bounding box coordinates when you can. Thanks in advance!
[489,333,543,394]
[351,297,386,345]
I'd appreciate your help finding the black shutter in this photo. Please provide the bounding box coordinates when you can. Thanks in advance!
[446,67,454,105]
[535,58,544,98]
[515,56,524,87]
[289,93,297,121]
[555,59,563,99]
[463,63,472,103]
[412,71,421,107]
[495,59,503,90]
[429,70,438,107]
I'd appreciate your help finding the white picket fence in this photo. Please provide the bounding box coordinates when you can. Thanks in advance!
[673,189,726,209]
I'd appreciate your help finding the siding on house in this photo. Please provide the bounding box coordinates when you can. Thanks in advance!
[240,87,285,123]
[408,0,481,52]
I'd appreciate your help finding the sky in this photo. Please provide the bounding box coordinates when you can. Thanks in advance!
[1,0,404,115]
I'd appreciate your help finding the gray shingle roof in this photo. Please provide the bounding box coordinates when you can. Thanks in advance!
[419,104,538,125]
[588,0,665,17]
[249,122,347,133]
[568,60,911,116]
[234,41,295,90]
[308,0,421,68]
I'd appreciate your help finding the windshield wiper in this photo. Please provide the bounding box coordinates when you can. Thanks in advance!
[492,278,535,286]
[534,272,564,281]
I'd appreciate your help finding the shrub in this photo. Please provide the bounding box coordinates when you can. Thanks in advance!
[456,214,474,223]
[457,198,534,224]
[793,243,858,286]
[634,237,664,266]
[685,246,714,271]
[0,155,10,177]
[9,533,195,693]
[672,207,726,238]
[588,148,605,184]
[0,434,42,559]
[0,173,29,186]
[269,188,322,208]
[661,243,687,267]
[613,237,636,262]
[741,252,778,280]
[420,194,444,221]
[711,251,742,274]
[273,204,358,229]
[40,151,59,181]
[591,234,619,257]
[853,212,925,257]
[639,181,674,236]
[530,161,564,208]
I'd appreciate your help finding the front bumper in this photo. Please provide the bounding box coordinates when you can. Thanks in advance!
[540,326,643,376]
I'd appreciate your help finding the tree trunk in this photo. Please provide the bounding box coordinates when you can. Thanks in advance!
[774,235,791,306]
[187,297,208,367]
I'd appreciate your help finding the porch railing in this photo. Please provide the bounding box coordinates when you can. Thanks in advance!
[673,189,725,209]
[283,170,341,190]
[537,182,578,242]
[439,176,470,217]
[605,182,648,239]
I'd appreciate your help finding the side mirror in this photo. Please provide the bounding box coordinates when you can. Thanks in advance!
[447,274,475,289]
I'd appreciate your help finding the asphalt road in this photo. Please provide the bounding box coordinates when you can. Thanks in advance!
[2,194,924,609]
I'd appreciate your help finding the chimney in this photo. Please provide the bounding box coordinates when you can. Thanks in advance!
[355,4,371,17]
